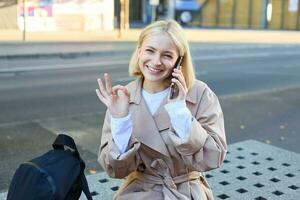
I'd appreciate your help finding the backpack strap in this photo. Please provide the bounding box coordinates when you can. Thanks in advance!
[80,173,93,200]
[52,134,80,158]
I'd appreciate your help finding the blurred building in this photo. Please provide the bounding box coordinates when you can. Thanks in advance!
[0,0,299,31]
[0,0,114,31]
[117,0,300,30]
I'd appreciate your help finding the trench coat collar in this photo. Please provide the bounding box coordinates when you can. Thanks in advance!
[127,77,198,105]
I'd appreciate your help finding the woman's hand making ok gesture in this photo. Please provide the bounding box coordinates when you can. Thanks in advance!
[96,73,130,118]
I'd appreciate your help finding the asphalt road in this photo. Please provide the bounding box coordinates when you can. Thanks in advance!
[0,43,300,191]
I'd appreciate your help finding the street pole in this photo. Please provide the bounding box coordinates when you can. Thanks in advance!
[119,0,124,38]
[119,0,129,38]
[151,5,156,22]
[124,0,130,29]
[22,0,26,41]
[149,0,159,22]
[167,0,175,19]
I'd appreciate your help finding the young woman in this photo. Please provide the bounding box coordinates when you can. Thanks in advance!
[96,20,227,200]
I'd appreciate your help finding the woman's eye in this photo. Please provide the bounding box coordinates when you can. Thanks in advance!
[164,55,173,59]
[145,49,154,53]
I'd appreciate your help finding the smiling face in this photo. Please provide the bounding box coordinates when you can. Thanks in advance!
[138,33,179,92]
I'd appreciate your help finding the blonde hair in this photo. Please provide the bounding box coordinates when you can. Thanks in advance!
[128,19,196,90]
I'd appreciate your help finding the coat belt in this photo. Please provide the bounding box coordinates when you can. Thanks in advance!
[118,170,203,200]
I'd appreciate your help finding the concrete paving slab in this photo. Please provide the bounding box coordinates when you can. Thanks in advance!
[0,122,102,192]
[220,86,300,154]
[0,41,135,60]
[37,114,103,155]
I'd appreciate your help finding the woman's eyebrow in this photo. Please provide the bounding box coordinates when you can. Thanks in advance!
[163,51,175,54]
[145,46,176,55]
[145,45,156,50]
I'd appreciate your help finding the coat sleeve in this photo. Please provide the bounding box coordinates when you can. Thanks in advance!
[169,85,227,171]
[98,110,141,178]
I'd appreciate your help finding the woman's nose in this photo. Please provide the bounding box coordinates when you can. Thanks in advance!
[152,54,162,66]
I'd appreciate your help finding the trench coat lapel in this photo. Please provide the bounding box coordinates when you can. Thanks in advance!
[128,78,170,157]
[153,97,170,132]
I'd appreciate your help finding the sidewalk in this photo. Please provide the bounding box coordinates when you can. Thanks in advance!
[1,28,300,59]
[1,140,299,199]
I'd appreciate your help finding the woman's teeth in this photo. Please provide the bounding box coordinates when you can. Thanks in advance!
[147,65,161,73]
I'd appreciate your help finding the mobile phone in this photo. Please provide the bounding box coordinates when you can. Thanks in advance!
[169,56,183,99]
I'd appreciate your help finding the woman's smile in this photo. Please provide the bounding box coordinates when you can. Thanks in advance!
[146,64,163,74]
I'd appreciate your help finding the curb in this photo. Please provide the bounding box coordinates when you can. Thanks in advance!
[0,49,131,60]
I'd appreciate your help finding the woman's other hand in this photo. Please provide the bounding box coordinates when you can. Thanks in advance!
[96,73,130,118]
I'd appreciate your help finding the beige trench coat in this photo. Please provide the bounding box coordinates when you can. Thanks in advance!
[98,78,227,200]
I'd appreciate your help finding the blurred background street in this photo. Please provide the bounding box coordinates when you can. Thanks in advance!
[1,0,300,195]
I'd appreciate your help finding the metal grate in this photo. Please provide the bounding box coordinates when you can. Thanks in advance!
[0,140,299,200]
[205,140,300,200]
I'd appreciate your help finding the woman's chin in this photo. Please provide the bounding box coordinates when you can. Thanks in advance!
[144,77,171,88]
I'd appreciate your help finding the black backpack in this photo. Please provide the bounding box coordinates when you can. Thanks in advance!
[7,134,93,200]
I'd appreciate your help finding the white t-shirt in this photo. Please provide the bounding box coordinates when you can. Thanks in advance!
[142,88,169,115]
